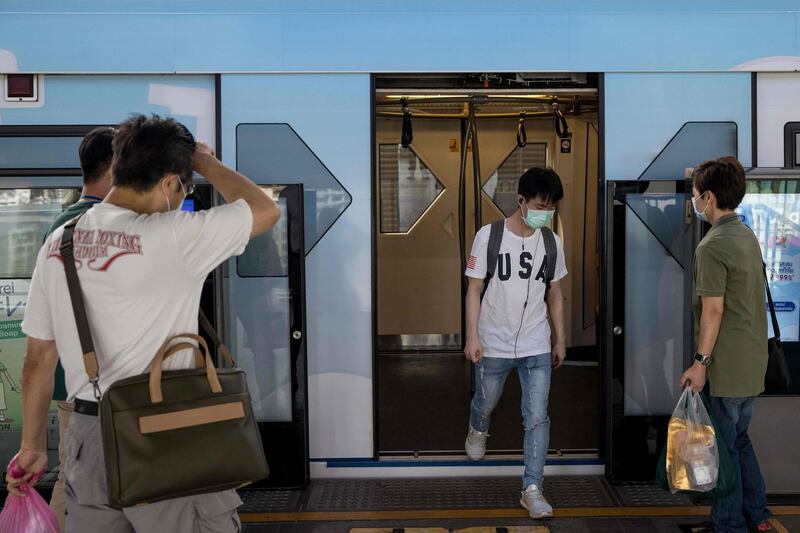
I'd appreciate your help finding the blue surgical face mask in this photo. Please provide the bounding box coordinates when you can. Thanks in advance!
[692,193,708,223]
[522,205,555,229]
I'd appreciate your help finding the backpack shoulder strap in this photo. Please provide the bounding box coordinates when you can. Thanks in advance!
[485,219,505,282]
[541,227,557,289]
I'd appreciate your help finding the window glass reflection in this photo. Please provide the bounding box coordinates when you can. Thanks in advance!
[483,143,547,217]
[0,189,80,278]
[379,144,444,233]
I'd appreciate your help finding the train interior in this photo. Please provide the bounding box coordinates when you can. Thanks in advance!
[374,73,601,458]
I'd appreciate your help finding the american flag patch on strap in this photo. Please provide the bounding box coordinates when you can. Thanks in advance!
[467,255,477,270]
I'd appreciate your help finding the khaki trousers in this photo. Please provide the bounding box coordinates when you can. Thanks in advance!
[50,400,74,532]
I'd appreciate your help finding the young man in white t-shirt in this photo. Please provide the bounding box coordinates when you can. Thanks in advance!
[463,167,568,519]
[7,115,280,532]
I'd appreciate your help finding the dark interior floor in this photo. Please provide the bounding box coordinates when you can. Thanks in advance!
[378,353,600,453]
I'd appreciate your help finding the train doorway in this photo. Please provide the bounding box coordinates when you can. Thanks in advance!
[373,74,602,458]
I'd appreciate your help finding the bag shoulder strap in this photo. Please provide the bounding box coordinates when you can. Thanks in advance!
[763,263,781,340]
[484,220,505,282]
[541,226,558,288]
[199,310,236,367]
[60,215,102,400]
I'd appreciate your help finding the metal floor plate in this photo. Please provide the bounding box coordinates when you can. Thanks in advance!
[303,477,615,512]
[240,489,304,513]
[611,482,694,507]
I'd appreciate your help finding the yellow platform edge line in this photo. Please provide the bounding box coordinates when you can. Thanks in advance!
[769,518,790,533]
[240,505,800,523]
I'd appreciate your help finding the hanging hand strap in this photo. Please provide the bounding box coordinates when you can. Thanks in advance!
[401,98,413,148]
[60,215,102,400]
[516,113,527,147]
[763,263,781,340]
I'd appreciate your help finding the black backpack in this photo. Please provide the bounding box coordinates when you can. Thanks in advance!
[482,219,557,298]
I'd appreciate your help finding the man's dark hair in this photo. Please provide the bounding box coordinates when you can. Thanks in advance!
[692,156,746,210]
[111,114,196,192]
[518,167,564,204]
[78,127,115,184]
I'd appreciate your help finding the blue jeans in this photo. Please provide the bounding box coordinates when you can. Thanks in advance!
[470,354,552,489]
[709,396,770,533]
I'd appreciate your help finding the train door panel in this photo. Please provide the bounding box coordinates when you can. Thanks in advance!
[606,179,699,481]
[223,184,308,488]
[376,118,463,349]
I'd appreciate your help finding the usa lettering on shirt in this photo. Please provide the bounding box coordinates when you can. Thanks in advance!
[465,222,568,359]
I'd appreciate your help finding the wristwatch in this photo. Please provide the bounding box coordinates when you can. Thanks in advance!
[694,353,713,367]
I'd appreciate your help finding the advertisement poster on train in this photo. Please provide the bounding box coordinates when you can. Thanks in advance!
[0,279,25,431]
[738,193,800,342]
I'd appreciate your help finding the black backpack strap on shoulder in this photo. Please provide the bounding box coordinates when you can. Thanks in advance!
[484,219,505,285]
[59,214,102,401]
[541,227,558,294]
[763,262,781,341]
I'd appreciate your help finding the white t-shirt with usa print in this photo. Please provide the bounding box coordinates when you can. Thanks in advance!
[465,220,567,359]
[22,199,253,401]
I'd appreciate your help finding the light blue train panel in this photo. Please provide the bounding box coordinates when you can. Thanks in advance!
[2,2,800,73]
[220,74,373,460]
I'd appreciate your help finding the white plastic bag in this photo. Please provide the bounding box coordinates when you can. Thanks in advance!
[666,388,719,493]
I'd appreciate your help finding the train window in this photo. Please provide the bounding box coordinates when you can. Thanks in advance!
[235,124,351,254]
[378,143,444,233]
[0,188,80,277]
[783,122,800,168]
[639,122,737,181]
[0,136,82,170]
[738,177,800,395]
[483,142,547,217]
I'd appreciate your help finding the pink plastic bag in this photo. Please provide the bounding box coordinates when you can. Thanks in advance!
[0,454,60,533]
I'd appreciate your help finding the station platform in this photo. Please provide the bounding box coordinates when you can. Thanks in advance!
[238,477,800,532]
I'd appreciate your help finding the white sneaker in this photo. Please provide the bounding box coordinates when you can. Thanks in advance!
[520,484,553,519]
[464,425,488,460]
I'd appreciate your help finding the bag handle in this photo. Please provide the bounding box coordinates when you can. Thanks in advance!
[762,263,781,341]
[60,215,102,401]
[149,333,222,404]
[163,342,206,368]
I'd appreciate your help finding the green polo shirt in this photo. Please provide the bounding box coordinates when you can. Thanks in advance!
[43,199,99,401]
[692,213,768,398]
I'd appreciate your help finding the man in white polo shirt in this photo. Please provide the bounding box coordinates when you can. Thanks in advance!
[463,167,568,519]
[7,114,280,532]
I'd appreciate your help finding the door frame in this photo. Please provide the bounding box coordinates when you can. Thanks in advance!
[371,74,605,460]
[602,178,700,482]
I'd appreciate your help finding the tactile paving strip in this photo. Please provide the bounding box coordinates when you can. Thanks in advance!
[611,482,695,507]
[305,477,614,511]
[239,489,303,513]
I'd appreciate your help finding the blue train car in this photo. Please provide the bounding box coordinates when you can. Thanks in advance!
[1,1,799,495]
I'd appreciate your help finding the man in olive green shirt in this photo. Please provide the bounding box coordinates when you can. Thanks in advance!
[43,126,114,529]
[681,157,771,533]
